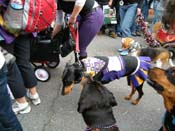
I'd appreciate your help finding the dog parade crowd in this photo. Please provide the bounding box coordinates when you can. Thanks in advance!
[1,0,175,131]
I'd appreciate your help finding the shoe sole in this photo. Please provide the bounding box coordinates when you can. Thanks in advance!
[27,92,41,106]
[32,100,41,106]
[15,106,31,115]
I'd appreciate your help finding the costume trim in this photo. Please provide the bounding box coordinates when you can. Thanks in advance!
[131,57,140,75]
[85,123,118,131]
[129,56,151,88]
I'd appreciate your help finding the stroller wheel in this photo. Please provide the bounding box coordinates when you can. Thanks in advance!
[46,60,60,68]
[34,66,50,82]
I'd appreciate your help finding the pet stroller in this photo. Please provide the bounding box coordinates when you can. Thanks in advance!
[30,26,76,82]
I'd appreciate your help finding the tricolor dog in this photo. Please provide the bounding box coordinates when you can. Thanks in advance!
[120,37,174,67]
[62,55,151,105]
[78,75,120,131]
[147,67,175,131]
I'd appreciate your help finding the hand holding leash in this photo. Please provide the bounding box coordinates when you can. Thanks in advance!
[69,23,81,65]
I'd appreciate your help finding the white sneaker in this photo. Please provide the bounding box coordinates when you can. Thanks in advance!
[27,91,41,105]
[12,102,31,115]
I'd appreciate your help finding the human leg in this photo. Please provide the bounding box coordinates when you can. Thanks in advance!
[0,42,31,114]
[142,0,149,21]
[150,0,159,32]
[0,64,23,131]
[14,34,41,105]
[120,3,138,37]
[79,8,104,58]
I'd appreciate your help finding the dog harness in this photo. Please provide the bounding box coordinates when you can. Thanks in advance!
[82,56,151,88]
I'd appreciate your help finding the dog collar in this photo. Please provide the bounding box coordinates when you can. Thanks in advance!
[81,57,106,77]
[85,123,118,131]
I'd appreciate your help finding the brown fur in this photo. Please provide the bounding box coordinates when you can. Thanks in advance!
[136,47,172,67]
[148,67,175,131]
[148,67,175,112]
[121,37,173,67]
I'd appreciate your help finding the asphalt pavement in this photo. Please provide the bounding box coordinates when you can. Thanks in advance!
[18,34,165,131]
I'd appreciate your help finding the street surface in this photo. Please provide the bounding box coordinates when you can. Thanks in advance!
[18,35,165,131]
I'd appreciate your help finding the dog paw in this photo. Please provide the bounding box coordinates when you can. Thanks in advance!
[131,100,139,105]
[124,96,131,100]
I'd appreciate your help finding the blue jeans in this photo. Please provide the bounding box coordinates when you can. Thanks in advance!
[0,64,23,131]
[119,3,138,37]
[142,0,149,21]
[132,0,149,33]
[150,1,163,32]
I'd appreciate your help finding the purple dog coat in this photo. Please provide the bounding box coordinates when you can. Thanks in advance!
[82,56,151,88]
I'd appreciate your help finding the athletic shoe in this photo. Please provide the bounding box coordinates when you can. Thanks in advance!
[109,31,117,38]
[120,50,129,56]
[12,102,31,115]
[132,32,137,37]
[27,91,41,106]
[136,31,142,36]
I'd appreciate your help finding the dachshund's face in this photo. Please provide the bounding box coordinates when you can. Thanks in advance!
[147,67,175,112]
[62,63,84,95]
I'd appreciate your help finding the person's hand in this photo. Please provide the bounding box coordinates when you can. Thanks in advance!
[109,9,114,15]
[51,30,57,39]
[68,15,76,25]
[137,8,141,15]
[108,1,112,7]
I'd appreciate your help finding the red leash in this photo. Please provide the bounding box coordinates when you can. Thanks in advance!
[69,22,79,52]
[69,23,81,64]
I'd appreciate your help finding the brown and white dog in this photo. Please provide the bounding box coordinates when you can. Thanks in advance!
[78,75,120,131]
[120,37,174,67]
[147,67,175,131]
[62,55,151,105]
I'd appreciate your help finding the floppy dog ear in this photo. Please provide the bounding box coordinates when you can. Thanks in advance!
[62,63,73,79]
[77,80,118,113]
[77,86,91,113]
[72,62,84,83]
[109,92,118,107]
[77,101,90,113]
[102,87,118,107]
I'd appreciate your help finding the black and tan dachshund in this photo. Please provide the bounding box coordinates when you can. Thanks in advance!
[78,75,119,131]
[147,67,175,131]
[62,55,151,105]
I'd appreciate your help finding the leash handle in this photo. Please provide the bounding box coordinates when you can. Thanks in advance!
[69,23,79,52]
[69,23,81,64]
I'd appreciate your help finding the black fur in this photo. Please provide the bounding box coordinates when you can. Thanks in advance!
[62,56,147,105]
[138,47,169,60]
[165,67,175,85]
[62,62,84,94]
[78,76,119,131]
